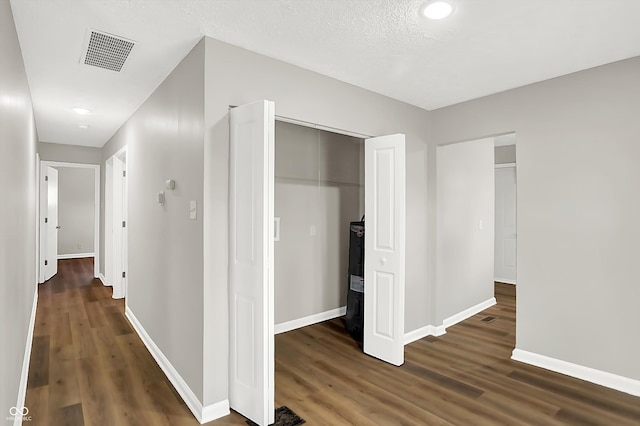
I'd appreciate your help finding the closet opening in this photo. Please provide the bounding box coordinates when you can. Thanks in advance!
[273,120,365,341]
[228,100,406,425]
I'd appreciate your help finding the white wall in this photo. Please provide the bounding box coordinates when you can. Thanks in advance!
[432,56,640,381]
[102,40,206,401]
[202,36,430,406]
[38,142,102,165]
[274,121,363,325]
[0,0,38,417]
[55,167,95,256]
[436,138,495,323]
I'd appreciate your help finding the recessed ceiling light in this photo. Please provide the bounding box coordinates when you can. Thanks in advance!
[421,1,454,20]
[72,107,91,115]
[78,123,89,129]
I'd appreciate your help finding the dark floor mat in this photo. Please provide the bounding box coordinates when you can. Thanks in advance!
[246,406,306,426]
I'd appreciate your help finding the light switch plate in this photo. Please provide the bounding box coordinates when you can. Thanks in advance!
[189,200,197,220]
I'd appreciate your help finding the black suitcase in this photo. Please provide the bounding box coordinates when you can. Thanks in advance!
[345,217,364,342]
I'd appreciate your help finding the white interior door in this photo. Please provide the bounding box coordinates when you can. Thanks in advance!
[495,166,517,284]
[121,160,128,297]
[104,158,114,286]
[229,100,275,426]
[364,134,406,366]
[44,167,59,281]
[112,155,127,299]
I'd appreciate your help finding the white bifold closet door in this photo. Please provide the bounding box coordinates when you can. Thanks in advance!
[228,100,275,426]
[363,134,406,366]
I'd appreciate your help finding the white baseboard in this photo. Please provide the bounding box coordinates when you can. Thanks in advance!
[98,273,111,286]
[403,299,495,346]
[275,306,346,334]
[404,325,436,345]
[403,324,447,345]
[57,252,94,260]
[14,289,38,426]
[443,297,496,328]
[512,348,640,397]
[125,307,230,423]
[495,278,516,285]
[201,399,231,423]
[432,325,447,336]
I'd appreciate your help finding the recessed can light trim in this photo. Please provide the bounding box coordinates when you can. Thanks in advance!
[421,1,454,20]
[72,107,91,115]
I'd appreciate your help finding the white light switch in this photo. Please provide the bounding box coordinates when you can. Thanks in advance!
[478,219,484,230]
[190,200,197,220]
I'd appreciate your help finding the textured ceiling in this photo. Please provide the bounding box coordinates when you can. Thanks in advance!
[10,0,640,147]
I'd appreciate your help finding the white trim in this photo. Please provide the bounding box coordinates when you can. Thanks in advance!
[15,290,38,426]
[443,297,497,328]
[403,324,447,345]
[404,325,433,344]
[98,273,109,286]
[511,349,640,397]
[433,325,447,336]
[275,306,346,335]
[404,299,496,345]
[93,162,100,279]
[494,133,516,147]
[58,252,95,260]
[275,114,371,139]
[39,160,98,169]
[201,400,231,424]
[495,163,516,169]
[404,325,436,345]
[40,161,101,280]
[494,278,516,285]
[105,149,127,300]
[125,307,230,423]
[35,154,41,284]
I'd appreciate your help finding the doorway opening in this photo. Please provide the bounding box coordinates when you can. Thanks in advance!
[38,161,100,283]
[104,146,128,299]
[494,134,517,285]
[435,133,517,338]
[273,120,364,337]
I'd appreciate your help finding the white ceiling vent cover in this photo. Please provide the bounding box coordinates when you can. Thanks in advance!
[81,30,135,72]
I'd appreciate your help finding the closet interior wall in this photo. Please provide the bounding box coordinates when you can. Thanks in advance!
[274,121,364,326]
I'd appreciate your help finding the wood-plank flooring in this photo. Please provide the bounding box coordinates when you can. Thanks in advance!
[270,283,640,425]
[25,258,201,425]
[26,259,640,425]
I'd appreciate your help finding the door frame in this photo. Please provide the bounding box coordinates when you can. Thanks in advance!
[230,105,407,422]
[104,146,128,298]
[38,161,101,282]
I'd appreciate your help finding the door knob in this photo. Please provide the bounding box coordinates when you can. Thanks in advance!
[381,257,387,264]
[56,226,61,229]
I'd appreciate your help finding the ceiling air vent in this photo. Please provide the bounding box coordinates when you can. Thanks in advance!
[81,30,135,72]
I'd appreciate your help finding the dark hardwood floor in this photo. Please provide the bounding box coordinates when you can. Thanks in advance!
[26,259,640,425]
[25,258,202,426]
[270,283,640,425]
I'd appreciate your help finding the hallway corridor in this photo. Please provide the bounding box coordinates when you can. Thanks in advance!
[24,259,223,425]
